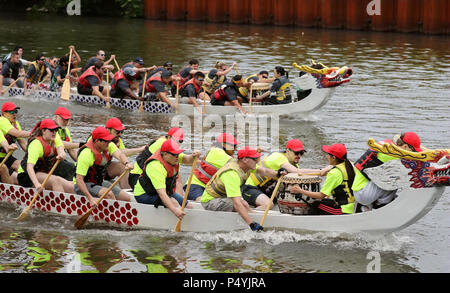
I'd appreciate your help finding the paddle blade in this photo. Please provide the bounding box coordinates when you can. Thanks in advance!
[16,206,32,221]
[174,219,182,232]
[74,210,92,229]
[139,102,143,112]
[61,79,71,101]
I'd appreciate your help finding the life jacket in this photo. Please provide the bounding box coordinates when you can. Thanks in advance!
[213,80,238,101]
[203,71,225,94]
[145,76,166,93]
[135,137,162,170]
[249,153,296,188]
[205,159,250,198]
[1,120,20,154]
[20,136,57,174]
[355,139,393,179]
[330,162,355,206]
[78,66,103,90]
[193,148,231,185]
[273,76,292,101]
[137,149,179,197]
[77,139,111,185]
[111,69,133,90]
[176,66,192,87]
[181,78,201,96]
[58,128,71,142]
[26,61,46,83]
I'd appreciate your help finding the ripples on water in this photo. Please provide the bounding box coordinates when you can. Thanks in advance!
[0,13,449,273]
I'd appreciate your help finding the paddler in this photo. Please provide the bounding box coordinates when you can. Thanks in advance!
[210,75,247,115]
[110,67,144,101]
[133,140,199,220]
[201,146,286,231]
[0,130,18,184]
[143,69,177,110]
[25,53,52,90]
[179,72,209,114]
[16,119,74,194]
[183,133,238,201]
[74,127,133,208]
[256,66,293,105]
[202,61,237,96]
[242,139,332,210]
[77,60,114,104]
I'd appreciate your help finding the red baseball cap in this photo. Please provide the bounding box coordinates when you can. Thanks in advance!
[322,144,347,160]
[238,146,262,159]
[217,133,238,145]
[286,139,305,152]
[2,102,20,112]
[40,119,60,130]
[168,127,184,141]
[105,117,126,131]
[402,132,422,152]
[92,126,115,141]
[161,139,184,154]
[54,106,71,119]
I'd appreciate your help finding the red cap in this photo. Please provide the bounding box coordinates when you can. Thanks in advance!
[161,139,184,154]
[105,117,125,131]
[402,132,422,152]
[238,146,262,159]
[54,106,71,119]
[40,119,60,130]
[217,133,238,145]
[168,127,184,141]
[286,139,305,152]
[2,102,20,112]
[92,126,115,141]
[322,144,347,160]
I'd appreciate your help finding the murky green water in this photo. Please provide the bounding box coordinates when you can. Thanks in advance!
[0,13,449,273]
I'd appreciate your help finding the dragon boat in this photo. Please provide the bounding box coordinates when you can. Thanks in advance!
[0,141,447,234]
[0,61,352,116]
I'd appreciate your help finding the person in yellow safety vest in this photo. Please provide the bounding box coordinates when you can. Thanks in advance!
[352,132,423,212]
[289,143,358,215]
[237,71,274,103]
[201,146,287,232]
[183,133,238,202]
[25,53,52,90]
[0,129,18,184]
[242,139,332,210]
[256,66,292,105]
[202,61,237,95]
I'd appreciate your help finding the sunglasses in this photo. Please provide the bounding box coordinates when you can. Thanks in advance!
[39,58,46,61]
[115,130,124,135]
[99,54,105,56]
[5,110,18,114]
[167,152,179,158]
[44,128,59,133]
[293,150,305,156]
[178,140,184,144]
[262,75,268,79]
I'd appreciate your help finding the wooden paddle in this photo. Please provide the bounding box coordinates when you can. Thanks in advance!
[105,69,111,109]
[17,159,61,221]
[175,81,180,114]
[259,175,284,227]
[139,72,147,112]
[61,48,73,101]
[74,169,129,229]
[249,86,253,114]
[4,77,24,96]
[174,156,198,232]
[0,150,14,169]
[114,58,120,72]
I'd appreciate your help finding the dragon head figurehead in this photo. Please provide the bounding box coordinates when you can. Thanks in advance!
[366,138,450,189]
[292,60,353,88]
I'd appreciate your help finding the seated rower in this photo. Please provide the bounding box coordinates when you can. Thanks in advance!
[143,69,177,110]
[0,130,18,184]
[50,55,78,91]
[203,61,237,96]
[77,60,114,104]
[110,67,144,101]
[242,139,332,210]
[17,119,73,194]
[172,59,208,95]
[81,50,115,74]
[290,144,357,215]
[211,75,247,115]
[256,66,293,105]
[74,127,132,208]
[121,57,156,92]
[25,53,52,90]
[352,132,423,212]
[184,133,238,202]
[180,72,210,114]
[103,117,146,189]
[0,51,25,94]
[0,102,30,173]
[238,71,272,103]
[129,127,184,189]
[133,140,198,220]
[201,146,286,232]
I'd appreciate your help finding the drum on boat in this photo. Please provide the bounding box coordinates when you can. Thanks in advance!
[277,174,322,215]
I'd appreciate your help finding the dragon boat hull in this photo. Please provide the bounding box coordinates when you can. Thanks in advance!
[0,182,444,234]
[1,73,336,116]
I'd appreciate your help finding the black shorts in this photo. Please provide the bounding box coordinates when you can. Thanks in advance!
[2,154,18,175]
[128,173,139,190]
[241,184,264,207]
[77,85,104,96]
[17,172,33,188]
[210,97,226,106]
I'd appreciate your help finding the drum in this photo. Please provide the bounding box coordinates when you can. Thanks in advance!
[277,174,322,215]
[251,82,270,91]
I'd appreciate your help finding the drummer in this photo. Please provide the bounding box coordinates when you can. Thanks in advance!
[238,71,274,103]
[242,139,332,210]
[200,146,286,232]
[256,66,293,105]
[210,75,247,115]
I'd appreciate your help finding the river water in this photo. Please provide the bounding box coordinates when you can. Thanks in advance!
[0,13,449,274]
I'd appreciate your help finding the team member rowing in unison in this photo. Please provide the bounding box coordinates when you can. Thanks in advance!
[77,60,114,104]
[0,130,18,184]
[211,75,247,115]
[17,119,74,194]
[179,72,210,114]
[74,127,132,208]
[202,61,237,96]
